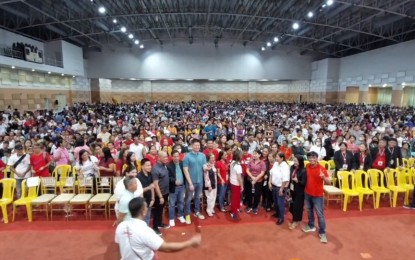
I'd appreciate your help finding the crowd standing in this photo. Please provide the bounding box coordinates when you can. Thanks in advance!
[1,101,415,246]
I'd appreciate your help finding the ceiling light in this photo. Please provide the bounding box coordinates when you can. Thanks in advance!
[113,19,117,24]
[47,71,51,74]
[266,42,271,47]
[322,4,327,8]
[273,37,279,42]
[139,44,144,49]
[128,34,134,39]
[292,22,300,30]
[134,40,139,45]
[368,84,372,87]
[98,6,106,14]
[383,83,387,87]
[72,75,75,78]
[402,82,406,86]
[32,69,35,72]
[327,0,334,6]
[261,47,266,51]
[61,73,65,76]
[121,26,127,33]
[307,11,314,18]
[11,66,15,69]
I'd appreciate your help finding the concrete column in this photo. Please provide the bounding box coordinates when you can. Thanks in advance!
[391,84,403,106]
[142,80,152,102]
[359,84,369,104]
[90,78,100,103]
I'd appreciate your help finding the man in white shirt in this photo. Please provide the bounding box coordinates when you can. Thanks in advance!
[129,136,144,161]
[71,119,87,134]
[97,126,111,144]
[114,167,144,219]
[7,144,31,198]
[115,197,201,260]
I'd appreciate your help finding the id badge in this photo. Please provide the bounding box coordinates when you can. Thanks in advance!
[378,161,383,166]
[360,165,364,170]
[390,160,394,165]
[342,164,348,169]
[290,183,294,191]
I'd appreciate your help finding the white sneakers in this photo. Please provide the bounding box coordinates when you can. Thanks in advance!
[178,216,186,224]
[169,219,175,227]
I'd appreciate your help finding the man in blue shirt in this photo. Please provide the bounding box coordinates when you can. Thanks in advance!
[183,139,207,224]
[203,120,217,141]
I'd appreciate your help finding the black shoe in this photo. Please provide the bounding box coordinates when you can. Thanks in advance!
[154,228,162,236]
[276,219,284,225]
[159,223,170,229]
[271,213,279,218]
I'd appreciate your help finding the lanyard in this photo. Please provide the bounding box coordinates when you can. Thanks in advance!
[342,152,347,163]
[378,148,385,156]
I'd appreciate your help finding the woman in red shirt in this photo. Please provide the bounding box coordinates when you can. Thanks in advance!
[216,150,229,212]
[30,143,51,177]
[245,149,266,214]
[144,145,158,166]
[97,147,116,177]
[115,149,128,176]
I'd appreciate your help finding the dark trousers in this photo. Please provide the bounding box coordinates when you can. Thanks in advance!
[289,190,305,222]
[245,181,263,210]
[262,181,273,209]
[153,193,168,230]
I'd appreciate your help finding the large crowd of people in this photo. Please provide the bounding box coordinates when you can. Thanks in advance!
[1,101,415,248]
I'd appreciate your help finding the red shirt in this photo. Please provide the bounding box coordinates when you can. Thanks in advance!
[240,153,252,176]
[115,159,125,174]
[160,137,174,147]
[98,157,115,176]
[203,148,219,161]
[144,154,158,166]
[215,160,229,184]
[0,160,5,179]
[124,139,134,146]
[30,152,51,177]
[279,146,292,160]
[305,163,329,197]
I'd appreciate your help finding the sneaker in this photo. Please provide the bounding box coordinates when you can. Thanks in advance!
[169,219,175,227]
[212,210,216,214]
[178,216,186,223]
[403,205,415,210]
[185,215,191,225]
[159,223,170,229]
[246,208,253,213]
[194,212,205,220]
[230,213,237,220]
[253,209,258,215]
[154,228,162,236]
[207,211,213,217]
[319,233,328,244]
[220,208,227,212]
[302,225,316,233]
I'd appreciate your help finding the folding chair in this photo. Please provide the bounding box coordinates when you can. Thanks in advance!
[50,177,75,220]
[12,177,40,222]
[0,179,16,224]
[69,177,93,219]
[89,177,112,219]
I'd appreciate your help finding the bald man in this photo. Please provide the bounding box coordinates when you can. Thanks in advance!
[151,151,170,235]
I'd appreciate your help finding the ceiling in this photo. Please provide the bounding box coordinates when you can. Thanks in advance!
[1,0,415,58]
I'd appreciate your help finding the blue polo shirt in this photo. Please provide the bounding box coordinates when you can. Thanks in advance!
[183,152,206,184]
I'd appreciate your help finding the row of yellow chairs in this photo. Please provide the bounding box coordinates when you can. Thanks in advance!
[0,176,124,223]
[338,168,414,211]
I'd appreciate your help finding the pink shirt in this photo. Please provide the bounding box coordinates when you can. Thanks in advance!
[54,147,70,166]
[74,145,90,161]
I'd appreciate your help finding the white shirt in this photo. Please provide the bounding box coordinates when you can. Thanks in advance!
[269,161,290,187]
[114,177,143,212]
[229,161,242,186]
[115,218,164,260]
[71,123,87,133]
[97,132,111,144]
[129,143,144,161]
[8,153,31,179]
[310,146,327,160]
[74,156,99,178]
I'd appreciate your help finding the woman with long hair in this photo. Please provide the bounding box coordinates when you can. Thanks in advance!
[216,150,229,212]
[144,145,158,166]
[245,149,266,215]
[97,147,116,176]
[204,153,218,217]
[288,155,307,230]
[309,138,326,161]
[115,148,128,176]
[229,149,244,220]
[354,143,372,171]
[75,149,99,178]
[269,152,290,225]
[262,150,275,212]
[53,138,71,166]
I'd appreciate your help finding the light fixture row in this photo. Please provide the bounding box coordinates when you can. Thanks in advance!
[261,0,335,51]
[11,66,75,77]
[92,1,144,49]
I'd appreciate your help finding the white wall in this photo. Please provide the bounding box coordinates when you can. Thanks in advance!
[86,43,313,80]
[62,41,85,76]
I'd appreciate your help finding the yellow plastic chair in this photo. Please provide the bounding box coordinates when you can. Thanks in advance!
[328,160,336,170]
[367,169,392,208]
[338,171,362,211]
[12,178,40,222]
[52,165,72,187]
[397,168,414,198]
[354,170,375,209]
[0,179,16,224]
[408,158,415,168]
[385,169,408,207]
[319,160,331,171]
[402,158,409,168]
[304,160,310,167]
[3,166,12,178]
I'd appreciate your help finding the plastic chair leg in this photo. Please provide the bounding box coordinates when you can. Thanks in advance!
[343,195,348,211]
[1,205,9,224]
[404,191,409,205]
[392,192,398,207]
[12,204,16,222]
[375,193,380,208]
[359,194,363,211]
[372,195,376,209]
[26,204,32,222]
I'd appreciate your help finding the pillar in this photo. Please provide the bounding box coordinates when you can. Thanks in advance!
[391,84,403,106]
[248,81,256,101]
[358,84,369,104]
[143,80,152,102]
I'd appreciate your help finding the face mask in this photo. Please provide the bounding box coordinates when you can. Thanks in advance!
[293,141,298,146]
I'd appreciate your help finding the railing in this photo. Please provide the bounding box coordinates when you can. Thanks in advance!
[0,46,64,68]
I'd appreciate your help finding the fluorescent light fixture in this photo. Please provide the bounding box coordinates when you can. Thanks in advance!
[307,11,314,18]
[128,34,134,39]
[266,42,271,47]
[130,78,136,80]
[259,79,269,81]
[98,6,106,14]
[261,47,266,51]
[292,22,300,30]
[134,40,139,45]
[113,19,117,24]
[11,66,15,69]
[186,79,193,81]
[274,37,279,42]
[327,0,334,6]
[139,44,144,49]
[121,26,127,33]
[208,79,217,81]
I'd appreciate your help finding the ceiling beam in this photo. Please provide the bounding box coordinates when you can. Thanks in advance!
[336,0,415,20]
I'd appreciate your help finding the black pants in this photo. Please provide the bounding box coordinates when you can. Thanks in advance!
[262,181,273,209]
[153,193,168,230]
[245,181,263,210]
[289,190,305,222]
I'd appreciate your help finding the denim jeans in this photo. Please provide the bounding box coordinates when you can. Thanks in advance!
[144,205,152,226]
[169,185,185,220]
[217,184,228,210]
[185,182,203,215]
[272,187,286,221]
[304,194,326,234]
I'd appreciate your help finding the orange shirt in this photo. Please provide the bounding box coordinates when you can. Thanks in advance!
[279,146,292,160]
[305,163,329,197]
